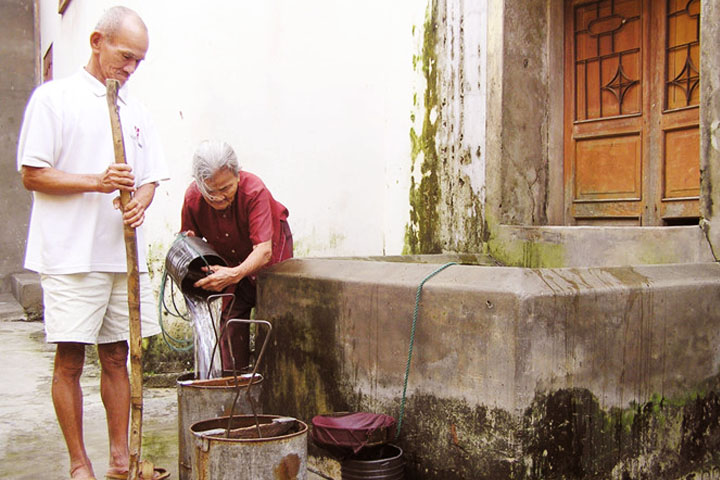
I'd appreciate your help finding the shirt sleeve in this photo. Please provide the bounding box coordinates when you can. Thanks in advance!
[17,86,60,170]
[246,188,274,246]
[181,185,201,235]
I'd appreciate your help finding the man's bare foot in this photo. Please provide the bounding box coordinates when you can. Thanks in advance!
[107,450,129,477]
[105,466,129,478]
[105,467,126,474]
[70,463,96,479]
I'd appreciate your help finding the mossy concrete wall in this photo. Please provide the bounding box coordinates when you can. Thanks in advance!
[406,0,488,255]
[490,225,716,268]
[408,0,720,268]
[257,259,720,479]
[485,0,550,228]
[0,0,35,284]
[404,0,553,255]
[700,0,720,258]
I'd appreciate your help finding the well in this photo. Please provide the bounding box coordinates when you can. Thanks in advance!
[256,257,720,479]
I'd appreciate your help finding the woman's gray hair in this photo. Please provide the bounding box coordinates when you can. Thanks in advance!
[95,6,146,40]
[192,140,241,196]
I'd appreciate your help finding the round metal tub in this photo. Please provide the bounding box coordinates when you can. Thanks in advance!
[341,444,405,480]
[177,372,264,480]
[190,415,308,480]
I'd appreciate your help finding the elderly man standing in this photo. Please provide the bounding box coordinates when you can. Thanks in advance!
[181,140,293,374]
[17,7,168,480]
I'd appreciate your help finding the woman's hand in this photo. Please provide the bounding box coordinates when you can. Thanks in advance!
[194,265,240,292]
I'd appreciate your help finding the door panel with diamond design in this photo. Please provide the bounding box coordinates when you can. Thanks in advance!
[564,0,700,225]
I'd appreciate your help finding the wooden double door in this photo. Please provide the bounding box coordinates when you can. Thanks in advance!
[564,0,700,226]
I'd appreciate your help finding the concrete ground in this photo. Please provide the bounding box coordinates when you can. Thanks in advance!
[0,320,328,480]
[0,320,178,480]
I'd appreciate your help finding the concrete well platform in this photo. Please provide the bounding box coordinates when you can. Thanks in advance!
[257,258,720,480]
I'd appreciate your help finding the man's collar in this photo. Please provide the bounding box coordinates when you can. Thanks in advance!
[81,68,129,104]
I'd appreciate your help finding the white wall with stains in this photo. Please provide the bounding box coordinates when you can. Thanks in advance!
[36,0,434,266]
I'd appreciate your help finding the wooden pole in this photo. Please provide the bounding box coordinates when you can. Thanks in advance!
[106,79,143,480]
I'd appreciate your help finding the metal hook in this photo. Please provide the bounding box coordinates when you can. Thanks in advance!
[223,318,273,438]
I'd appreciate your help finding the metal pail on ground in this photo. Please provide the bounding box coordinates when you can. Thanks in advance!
[190,415,308,480]
[341,444,405,480]
[165,235,227,297]
[177,372,264,480]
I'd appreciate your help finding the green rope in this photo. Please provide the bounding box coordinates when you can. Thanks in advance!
[395,261,457,440]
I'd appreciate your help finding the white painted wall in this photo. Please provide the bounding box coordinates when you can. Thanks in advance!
[36,1,488,265]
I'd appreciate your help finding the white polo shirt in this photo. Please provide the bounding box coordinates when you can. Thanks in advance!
[17,69,169,274]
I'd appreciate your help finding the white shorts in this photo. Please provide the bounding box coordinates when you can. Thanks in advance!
[40,272,161,344]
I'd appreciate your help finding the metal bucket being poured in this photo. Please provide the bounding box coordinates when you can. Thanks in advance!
[164,234,228,379]
[165,235,227,298]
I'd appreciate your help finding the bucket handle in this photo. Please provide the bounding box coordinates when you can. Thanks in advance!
[224,318,272,439]
[201,436,211,453]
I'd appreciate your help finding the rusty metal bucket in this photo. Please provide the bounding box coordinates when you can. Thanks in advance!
[188,318,308,478]
[177,373,264,480]
[190,414,308,479]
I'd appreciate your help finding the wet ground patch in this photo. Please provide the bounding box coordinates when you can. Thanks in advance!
[0,321,179,480]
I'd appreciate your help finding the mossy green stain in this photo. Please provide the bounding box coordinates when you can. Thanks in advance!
[140,427,176,463]
[523,387,720,479]
[638,242,685,265]
[464,196,487,253]
[290,238,312,257]
[406,1,442,255]
[487,236,566,268]
[259,278,351,422]
[349,386,720,479]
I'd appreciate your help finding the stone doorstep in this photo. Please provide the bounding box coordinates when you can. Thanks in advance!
[0,293,27,321]
[10,271,42,311]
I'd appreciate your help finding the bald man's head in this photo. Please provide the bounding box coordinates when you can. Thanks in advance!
[86,6,149,86]
[94,6,148,41]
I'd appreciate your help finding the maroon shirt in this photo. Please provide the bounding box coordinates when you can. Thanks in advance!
[180,171,291,271]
